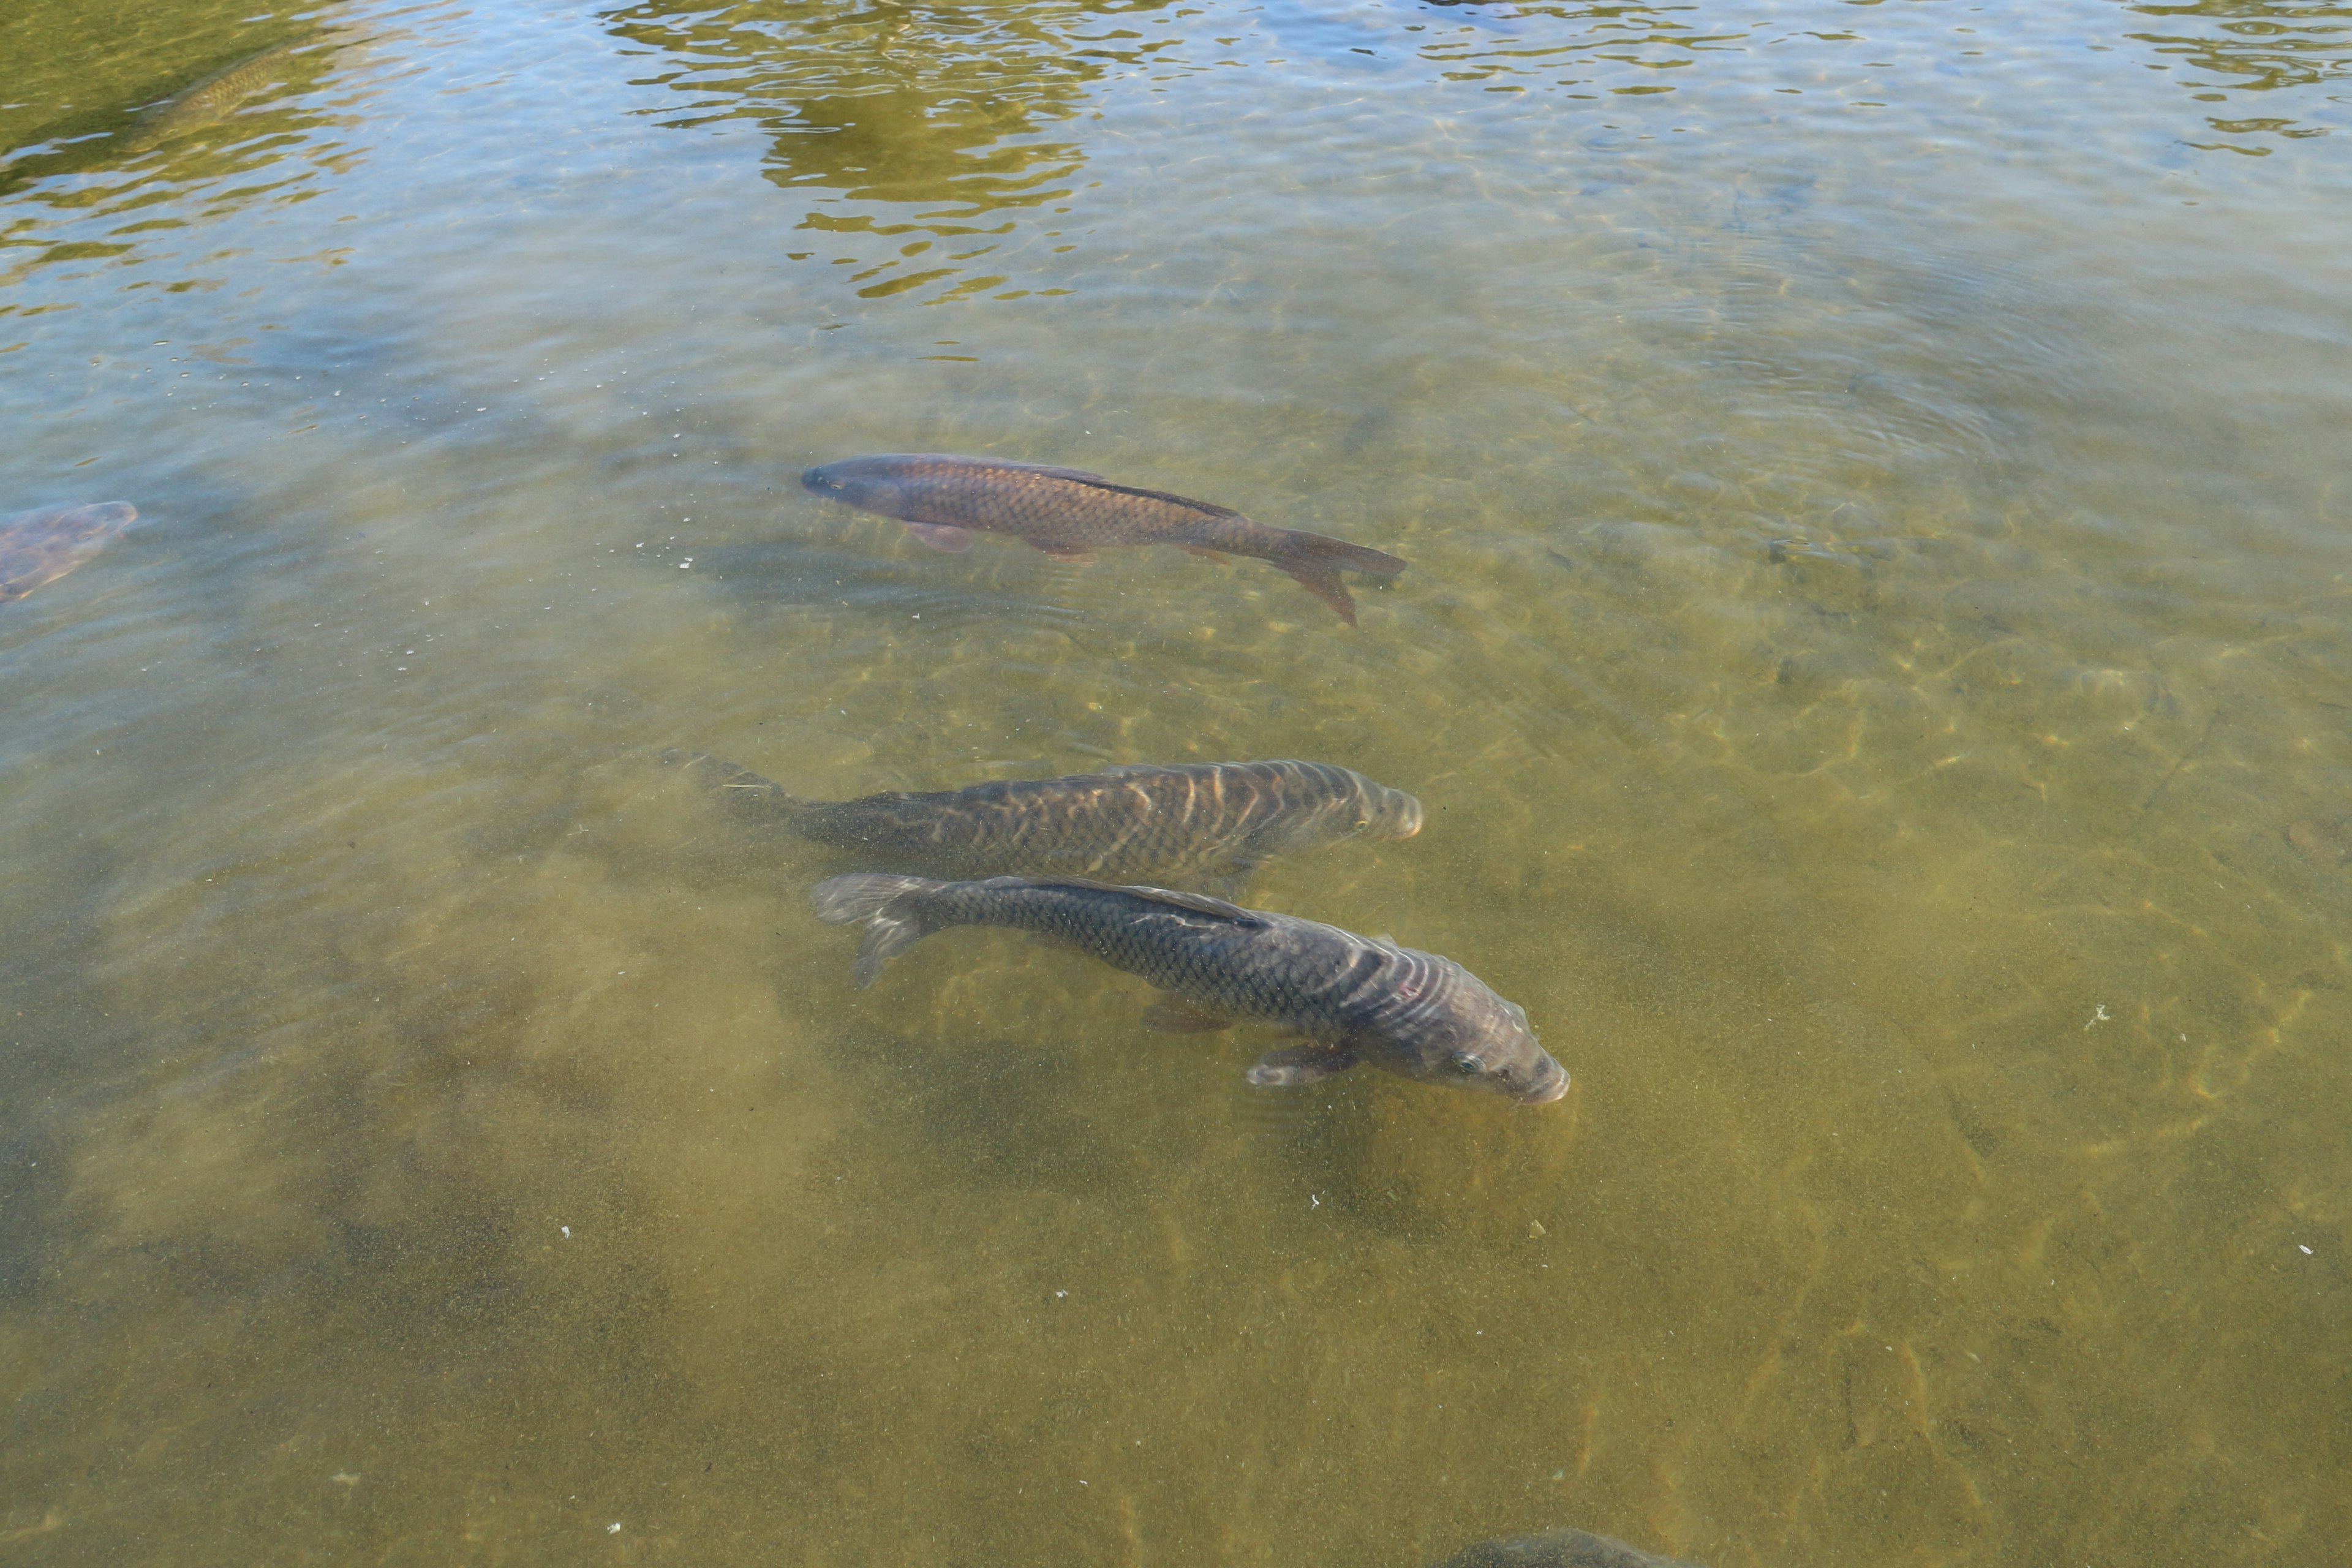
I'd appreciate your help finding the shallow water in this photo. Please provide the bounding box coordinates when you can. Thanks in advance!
[5,0,2351,1562]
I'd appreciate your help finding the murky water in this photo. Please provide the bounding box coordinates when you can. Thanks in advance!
[6,0,2351,1562]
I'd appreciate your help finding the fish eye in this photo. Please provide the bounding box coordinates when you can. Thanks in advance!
[1353,818,1371,831]
[1450,1051,1482,1075]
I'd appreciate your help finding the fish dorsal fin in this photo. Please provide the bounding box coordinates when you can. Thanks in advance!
[1014,876,1262,924]
[1076,480,1245,521]
[914,456,1109,484]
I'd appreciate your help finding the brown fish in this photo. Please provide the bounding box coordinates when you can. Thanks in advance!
[120,37,318,153]
[0,502,136,605]
[801,453,1406,624]
[669,753,1420,890]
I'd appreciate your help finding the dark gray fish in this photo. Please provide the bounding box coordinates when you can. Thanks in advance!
[1426,1528,1711,1568]
[0,502,136,604]
[671,753,1420,889]
[801,453,1407,624]
[812,873,1566,1104]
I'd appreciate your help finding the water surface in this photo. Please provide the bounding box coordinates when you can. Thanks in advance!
[4,0,2351,1562]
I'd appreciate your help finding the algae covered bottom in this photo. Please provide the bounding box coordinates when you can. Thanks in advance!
[4,0,2351,1564]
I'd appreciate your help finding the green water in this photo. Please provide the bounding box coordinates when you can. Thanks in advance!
[4,0,2350,1562]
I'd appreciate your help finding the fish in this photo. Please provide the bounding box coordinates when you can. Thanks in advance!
[811,873,1567,1104]
[1425,1528,1710,1568]
[120,39,312,152]
[669,753,1421,890]
[801,453,1408,624]
[0,502,137,605]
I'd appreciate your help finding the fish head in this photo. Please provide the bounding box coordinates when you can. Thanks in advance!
[47,502,137,545]
[1363,782,1423,840]
[801,456,914,516]
[1311,767,1422,842]
[28,510,137,552]
[1377,971,1567,1105]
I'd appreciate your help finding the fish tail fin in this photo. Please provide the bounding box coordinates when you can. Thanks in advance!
[1273,530,1408,625]
[812,873,948,987]
[661,749,808,823]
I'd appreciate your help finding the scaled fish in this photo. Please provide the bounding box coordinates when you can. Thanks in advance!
[671,753,1420,889]
[0,502,136,605]
[1426,1528,1711,1568]
[812,873,1567,1104]
[121,39,312,152]
[801,453,1408,624]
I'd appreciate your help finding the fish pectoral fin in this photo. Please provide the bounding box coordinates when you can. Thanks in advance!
[1179,545,1232,564]
[1024,539,1098,564]
[1247,1044,1358,1087]
[905,522,974,553]
[1142,996,1234,1034]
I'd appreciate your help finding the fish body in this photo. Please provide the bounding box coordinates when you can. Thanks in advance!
[0,502,136,604]
[123,39,309,149]
[673,753,1420,888]
[812,873,1566,1104]
[801,453,1406,624]
[1426,1529,1709,1568]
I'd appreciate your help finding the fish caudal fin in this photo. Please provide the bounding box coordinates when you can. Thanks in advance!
[1273,530,1408,625]
[812,873,946,987]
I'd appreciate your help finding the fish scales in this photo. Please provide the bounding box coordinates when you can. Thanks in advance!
[812,873,1566,1103]
[801,453,1406,623]
[670,754,1419,886]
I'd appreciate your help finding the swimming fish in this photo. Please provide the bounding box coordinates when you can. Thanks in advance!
[0,502,136,605]
[812,873,1566,1104]
[1425,1528,1709,1568]
[121,39,312,152]
[801,453,1408,624]
[671,753,1420,889]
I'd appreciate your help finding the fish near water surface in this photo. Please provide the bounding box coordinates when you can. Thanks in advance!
[0,502,136,605]
[120,38,314,153]
[670,753,1420,889]
[801,453,1407,624]
[812,873,1566,1104]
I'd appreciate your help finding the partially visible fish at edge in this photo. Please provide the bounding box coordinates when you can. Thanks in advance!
[1424,1526,1712,1568]
[812,872,1566,1104]
[666,752,1420,889]
[0,503,137,605]
[801,453,1407,624]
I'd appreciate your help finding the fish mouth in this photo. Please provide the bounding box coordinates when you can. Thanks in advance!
[1518,1062,1570,1104]
[1387,797,1424,839]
